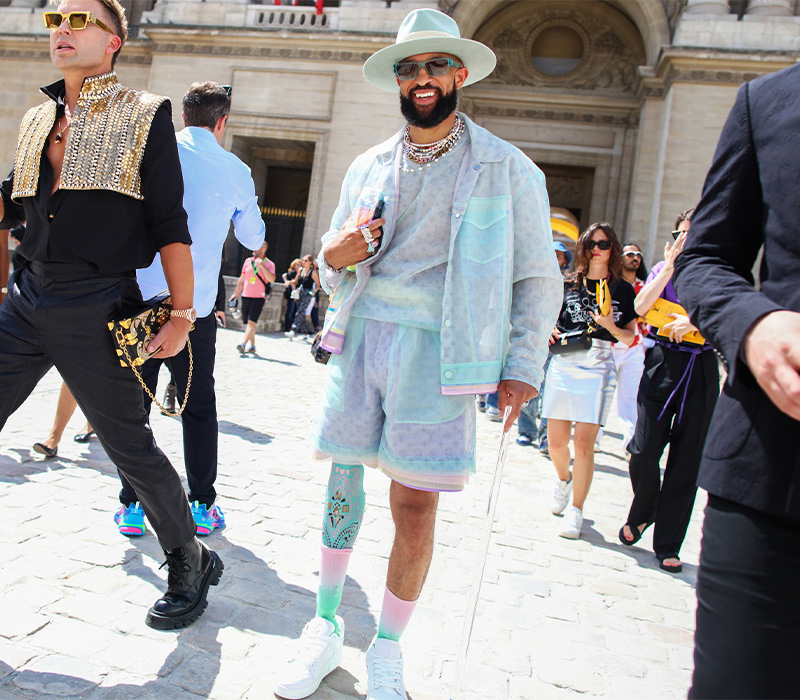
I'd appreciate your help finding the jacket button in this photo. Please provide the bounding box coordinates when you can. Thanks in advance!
[48,214,54,219]
[473,165,480,170]
[444,319,452,327]
[454,212,460,218]
[444,370,453,379]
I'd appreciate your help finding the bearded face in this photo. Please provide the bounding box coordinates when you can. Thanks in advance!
[399,83,459,129]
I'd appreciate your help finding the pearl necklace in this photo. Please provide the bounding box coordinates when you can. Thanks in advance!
[401,116,465,173]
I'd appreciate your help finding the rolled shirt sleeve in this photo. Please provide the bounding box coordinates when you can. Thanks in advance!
[142,104,192,251]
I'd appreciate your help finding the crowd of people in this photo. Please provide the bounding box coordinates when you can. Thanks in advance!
[0,1,798,699]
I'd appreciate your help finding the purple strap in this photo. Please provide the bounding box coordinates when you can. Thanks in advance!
[654,339,704,423]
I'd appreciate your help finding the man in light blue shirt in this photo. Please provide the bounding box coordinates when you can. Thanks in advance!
[114,81,265,538]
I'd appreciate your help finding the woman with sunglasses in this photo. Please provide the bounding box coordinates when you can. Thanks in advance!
[543,223,638,539]
[619,209,719,574]
[286,255,320,339]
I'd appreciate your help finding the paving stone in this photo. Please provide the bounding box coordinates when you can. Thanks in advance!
[12,654,106,696]
[536,660,604,695]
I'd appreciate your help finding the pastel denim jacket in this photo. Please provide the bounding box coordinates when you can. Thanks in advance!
[318,113,562,395]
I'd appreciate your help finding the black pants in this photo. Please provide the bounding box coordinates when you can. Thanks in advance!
[690,495,800,699]
[284,297,296,332]
[0,265,195,550]
[626,343,718,557]
[118,312,218,508]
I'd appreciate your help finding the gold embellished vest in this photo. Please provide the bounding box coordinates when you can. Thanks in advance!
[11,72,169,201]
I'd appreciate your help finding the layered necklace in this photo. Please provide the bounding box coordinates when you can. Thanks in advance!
[401,115,465,173]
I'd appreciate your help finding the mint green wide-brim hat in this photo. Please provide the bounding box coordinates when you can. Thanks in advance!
[363,8,497,92]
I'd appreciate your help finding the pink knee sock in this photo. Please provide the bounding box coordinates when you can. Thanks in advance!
[377,586,417,641]
[316,545,351,631]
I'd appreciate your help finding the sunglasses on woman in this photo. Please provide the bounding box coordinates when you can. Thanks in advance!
[586,240,612,250]
[43,11,114,33]
[393,57,463,81]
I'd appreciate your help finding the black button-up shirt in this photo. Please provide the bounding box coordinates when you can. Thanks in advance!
[0,79,191,274]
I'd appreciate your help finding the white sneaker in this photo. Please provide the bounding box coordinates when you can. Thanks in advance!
[285,330,296,339]
[551,477,572,515]
[486,406,502,422]
[274,616,344,699]
[559,505,583,539]
[366,636,407,700]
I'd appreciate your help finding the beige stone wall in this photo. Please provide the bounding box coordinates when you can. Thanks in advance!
[638,82,739,264]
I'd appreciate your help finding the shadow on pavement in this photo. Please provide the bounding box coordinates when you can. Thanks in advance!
[217,420,273,445]
[584,525,699,584]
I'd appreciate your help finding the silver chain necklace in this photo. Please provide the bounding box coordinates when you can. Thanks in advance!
[401,116,465,173]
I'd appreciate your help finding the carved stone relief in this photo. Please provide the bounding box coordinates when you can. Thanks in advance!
[473,1,646,94]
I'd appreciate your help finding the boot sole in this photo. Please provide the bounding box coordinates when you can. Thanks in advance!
[145,552,224,630]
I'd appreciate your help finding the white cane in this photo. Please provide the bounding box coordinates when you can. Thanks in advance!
[451,404,513,699]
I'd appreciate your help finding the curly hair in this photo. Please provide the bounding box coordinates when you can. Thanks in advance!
[572,222,623,287]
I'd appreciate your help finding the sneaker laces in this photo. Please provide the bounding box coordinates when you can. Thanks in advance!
[292,622,336,669]
[370,654,404,692]
[160,549,191,588]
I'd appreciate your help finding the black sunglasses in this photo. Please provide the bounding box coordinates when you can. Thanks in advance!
[222,85,232,98]
[586,240,612,250]
[670,229,685,240]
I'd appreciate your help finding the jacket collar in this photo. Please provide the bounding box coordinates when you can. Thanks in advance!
[376,112,506,165]
[40,71,120,104]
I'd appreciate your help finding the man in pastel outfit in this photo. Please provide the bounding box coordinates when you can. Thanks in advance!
[273,9,561,699]
[117,81,266,537]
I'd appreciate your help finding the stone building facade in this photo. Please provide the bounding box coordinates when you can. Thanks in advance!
[1,0,798,275]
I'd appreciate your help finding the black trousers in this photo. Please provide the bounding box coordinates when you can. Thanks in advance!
[690,495,800,699]
[0,265,195,550]
[626,343,719,557]
[118,312,218,508]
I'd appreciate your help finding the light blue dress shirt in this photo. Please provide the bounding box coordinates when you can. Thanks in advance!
[137,126,266,317]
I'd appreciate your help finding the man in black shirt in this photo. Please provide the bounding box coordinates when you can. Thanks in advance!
[0,0,223,630]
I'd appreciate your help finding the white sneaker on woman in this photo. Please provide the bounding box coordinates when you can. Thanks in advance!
[366,636,407,699]
[551,477,572,515]
[559,505,583,539]
[274,616,344,699]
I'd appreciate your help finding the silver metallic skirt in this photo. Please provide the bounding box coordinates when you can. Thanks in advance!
[541,340,617,425]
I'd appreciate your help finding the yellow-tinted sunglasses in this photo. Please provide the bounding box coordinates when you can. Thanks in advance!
[43,11,114,33]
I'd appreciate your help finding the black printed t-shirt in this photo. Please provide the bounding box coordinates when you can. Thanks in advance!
[555,277,637,343]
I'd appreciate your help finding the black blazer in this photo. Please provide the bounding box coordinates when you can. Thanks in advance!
[673,63,800,519]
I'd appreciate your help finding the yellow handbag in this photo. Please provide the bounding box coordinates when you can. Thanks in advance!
[643,298,705,345]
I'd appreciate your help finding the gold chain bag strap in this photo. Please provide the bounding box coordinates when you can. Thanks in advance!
[107,292,193,417]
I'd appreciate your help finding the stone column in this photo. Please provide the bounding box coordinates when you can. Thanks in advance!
[745,0,793,14]
[683,0,731,13]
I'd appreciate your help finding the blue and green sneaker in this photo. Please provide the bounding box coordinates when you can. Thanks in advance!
[191,501,226,536]
[114,502,146,537]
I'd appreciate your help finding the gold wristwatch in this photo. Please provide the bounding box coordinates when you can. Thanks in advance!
[170,308,198,324]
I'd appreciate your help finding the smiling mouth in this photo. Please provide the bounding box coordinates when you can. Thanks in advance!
[411,88,439,104]
[55,42,75,53]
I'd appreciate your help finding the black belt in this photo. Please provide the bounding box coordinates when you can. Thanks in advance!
[27,261,135,280]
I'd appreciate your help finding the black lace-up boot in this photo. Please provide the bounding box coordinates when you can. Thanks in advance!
[146,537,223,630]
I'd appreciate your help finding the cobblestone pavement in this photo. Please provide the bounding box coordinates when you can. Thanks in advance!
[0,328,703,700]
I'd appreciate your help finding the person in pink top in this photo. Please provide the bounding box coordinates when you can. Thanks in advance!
[230,241,276,353]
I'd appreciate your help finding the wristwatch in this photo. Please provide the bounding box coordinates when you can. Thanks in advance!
[171,308,198,323]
